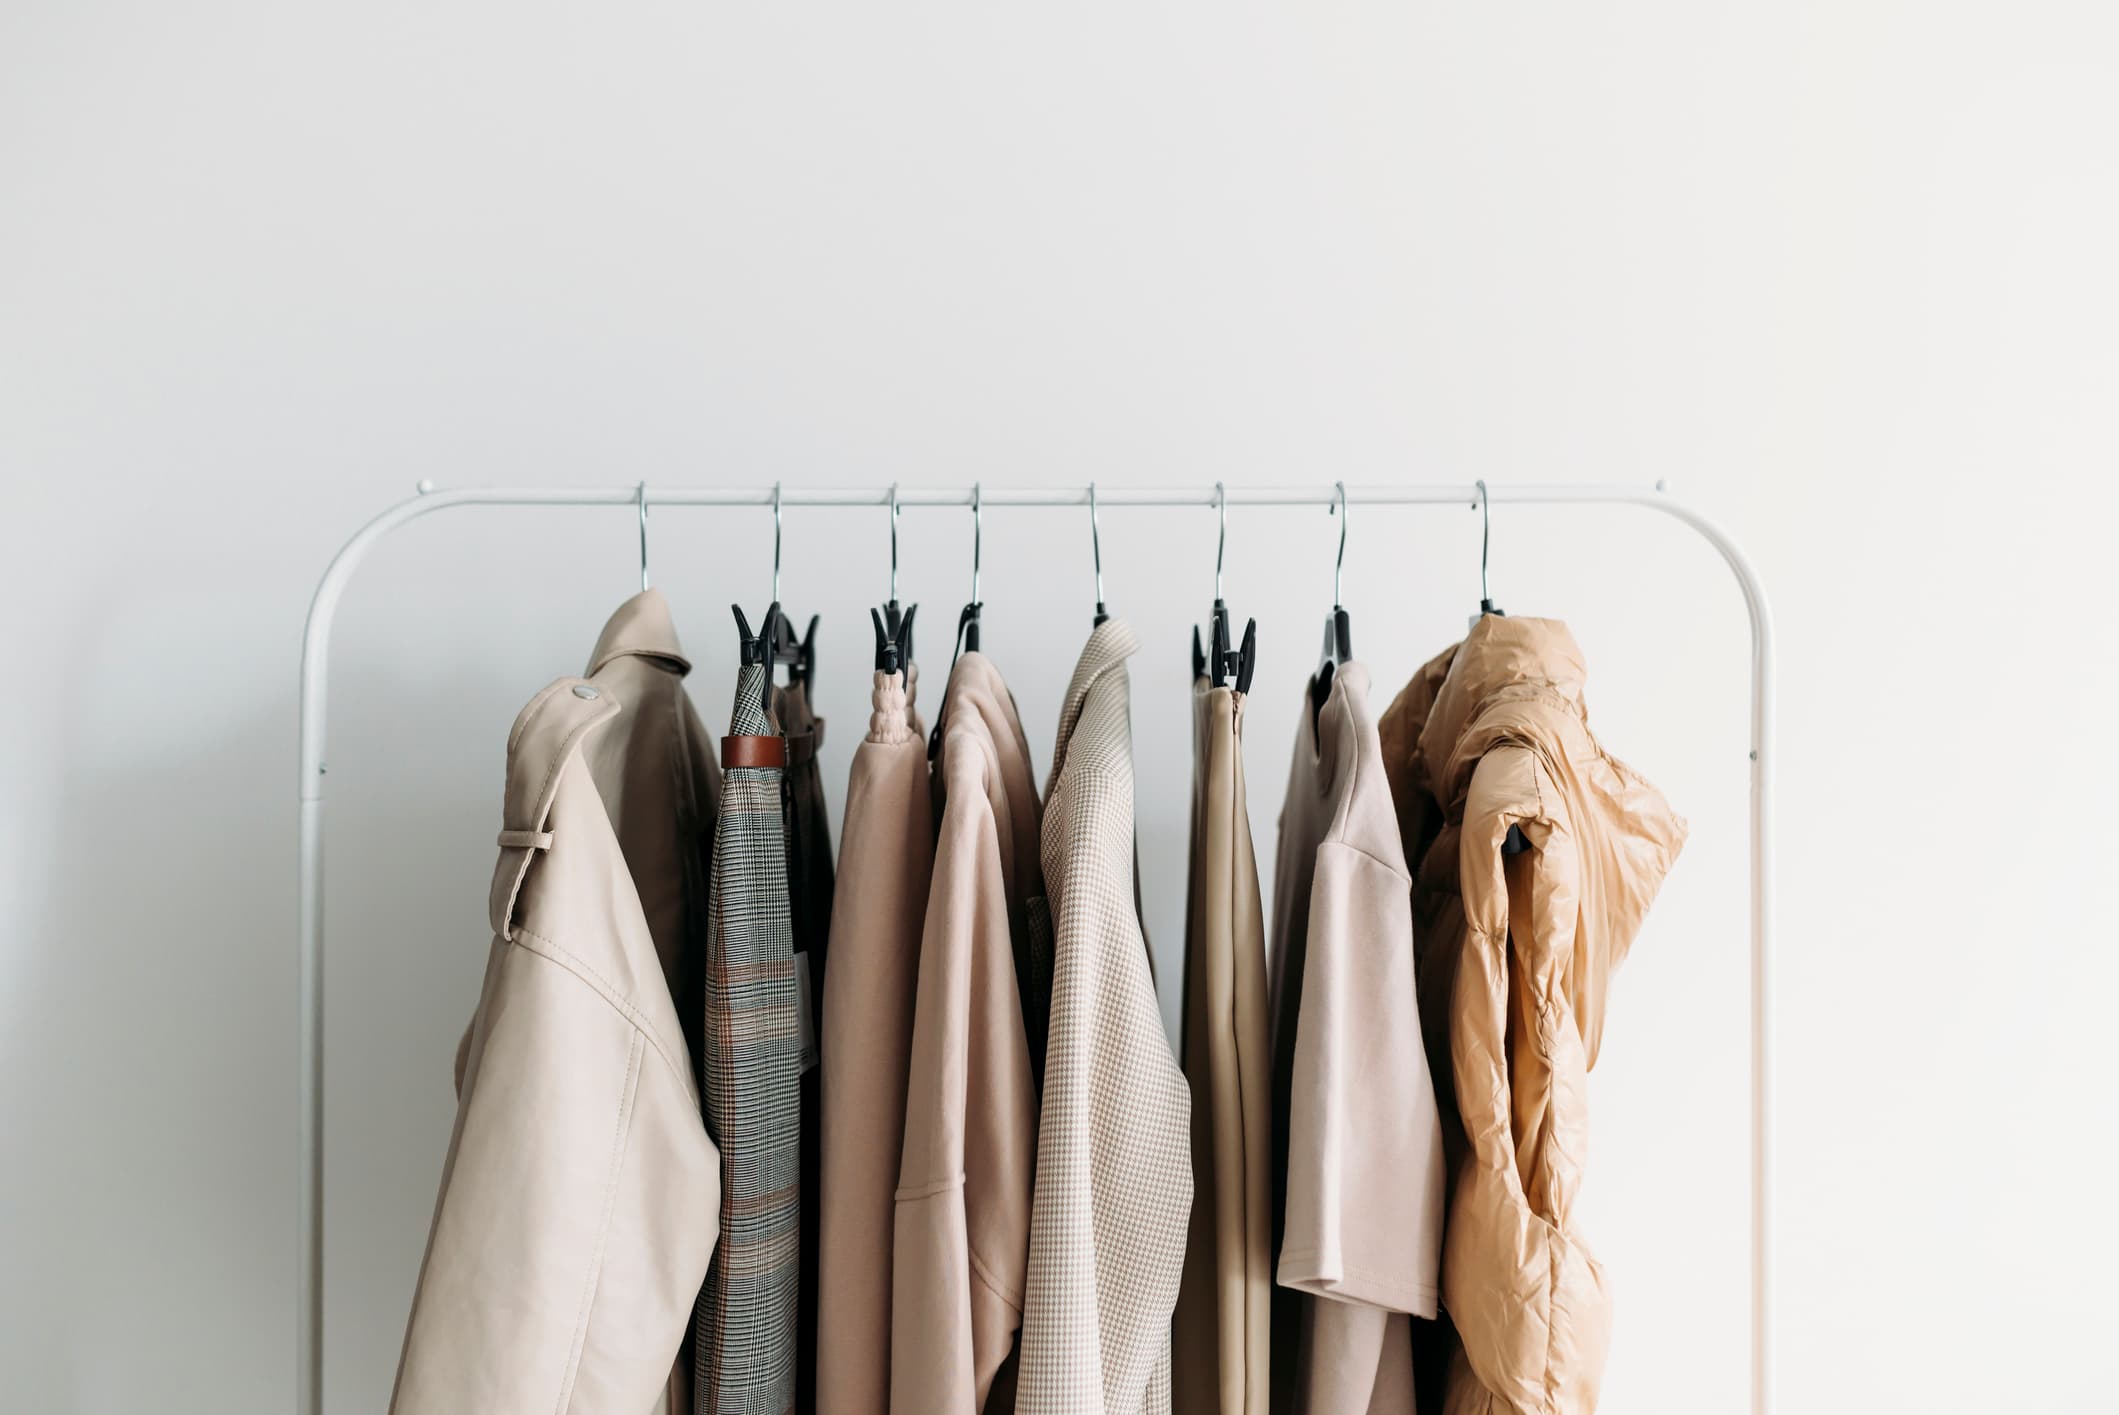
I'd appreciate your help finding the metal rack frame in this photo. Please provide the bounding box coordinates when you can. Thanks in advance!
[297,481,1776,1415]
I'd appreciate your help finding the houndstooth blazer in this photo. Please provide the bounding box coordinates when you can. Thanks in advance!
[1018,618,1193,1415]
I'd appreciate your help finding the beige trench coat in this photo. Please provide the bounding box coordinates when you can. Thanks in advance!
[1018,618,1193,1415]
[392,590,722,1415]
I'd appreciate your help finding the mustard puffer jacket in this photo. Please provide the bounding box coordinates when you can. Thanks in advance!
[1380,616,1686,1415]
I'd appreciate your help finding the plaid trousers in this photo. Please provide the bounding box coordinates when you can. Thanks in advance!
[695,663,801,1415]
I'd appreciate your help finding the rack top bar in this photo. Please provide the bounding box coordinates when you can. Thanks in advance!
[402,481,1672,509]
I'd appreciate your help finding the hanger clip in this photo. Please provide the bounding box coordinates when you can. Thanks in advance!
[733,603,777,715]
[766,606,818,691]
[871,601,918,674]
[1204,599,1257,693]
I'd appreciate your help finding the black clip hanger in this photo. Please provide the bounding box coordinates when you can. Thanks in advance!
[1198,483,1257,693]
[731,602,775,716]
[871,483,919,674]
[762,483,818,696]
[872,604,917,675]
[768,606,818,691]
[1204,601,1257,693]
[1311,482,1353,724]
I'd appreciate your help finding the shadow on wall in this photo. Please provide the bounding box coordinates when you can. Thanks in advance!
[1,624,522,1412]
[4,688,292,1412]
[321,655,513,1410]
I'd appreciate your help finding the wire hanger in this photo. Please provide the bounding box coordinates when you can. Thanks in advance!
[1192,482,1257,692]
[870,482,918,674]
[929,483,987,759]
[1310,481,1353,724]
[1469,479,1530,855]
[764,480,820,695]
[636,481,651,593]
[1474,479,1504,619]
[1090,481,1109,627]
[949,482,983,662]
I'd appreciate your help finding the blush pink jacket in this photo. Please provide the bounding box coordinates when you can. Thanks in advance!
[816,666,933,1415]
[891,653,1045,1414]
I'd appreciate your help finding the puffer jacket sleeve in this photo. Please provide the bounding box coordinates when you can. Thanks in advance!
[1442,745,1611,1415]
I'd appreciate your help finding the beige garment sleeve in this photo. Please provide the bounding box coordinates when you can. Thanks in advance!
[817,671,934,1415]
[1276,841,1447,1415]
[891,734,1038,1414]
[1276,840,1444,1317]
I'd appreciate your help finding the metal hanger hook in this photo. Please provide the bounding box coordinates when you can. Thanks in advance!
[1331,480,1347,607]
[888,481,900,603]
[1474,478,1491,604]
[772,481,783,605]
[1214,481,1227,601]
[970,481,982,605]
[636,481,650,593]
[1089,481,1104,606]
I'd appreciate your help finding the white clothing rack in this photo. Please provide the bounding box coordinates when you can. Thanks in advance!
[297,481,1776,1415]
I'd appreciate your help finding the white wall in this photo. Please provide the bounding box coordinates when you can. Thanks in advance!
[4,3,2115,1411]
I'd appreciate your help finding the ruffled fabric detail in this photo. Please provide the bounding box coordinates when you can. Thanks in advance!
[869,667,916,745]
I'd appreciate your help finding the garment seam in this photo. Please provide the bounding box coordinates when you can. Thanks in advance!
[507,678,566,756]
[968,1242,1026,1315]
[521,688,605,831]
[893,1173,964,1202]
[558,1030,641,1415]
[508,923,694,1090]
[1315,837,1411,885]
[1212,713,1268,1313]
[1543,1228,1563,1414]
[1274,1246,1438,1306]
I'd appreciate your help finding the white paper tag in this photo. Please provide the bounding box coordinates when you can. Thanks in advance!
[794,951,818,1074]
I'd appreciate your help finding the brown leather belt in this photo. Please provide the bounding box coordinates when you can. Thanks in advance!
[721,734,786,769]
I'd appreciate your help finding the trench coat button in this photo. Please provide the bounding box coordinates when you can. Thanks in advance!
[572,684,600,700]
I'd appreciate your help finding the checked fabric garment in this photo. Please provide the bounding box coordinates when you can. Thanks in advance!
[695,662,802,1415]
[1019,618,1193,1415]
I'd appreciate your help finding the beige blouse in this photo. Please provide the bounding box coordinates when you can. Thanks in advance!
[1268,663,1446,1415]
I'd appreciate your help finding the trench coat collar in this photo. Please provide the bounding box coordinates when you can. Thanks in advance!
[586,588,691,677]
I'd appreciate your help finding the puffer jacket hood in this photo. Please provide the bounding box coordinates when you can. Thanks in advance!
[1416,616,1681,1068]
[1380,614,1685,1415]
